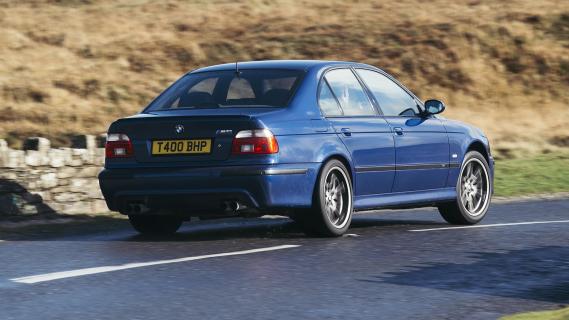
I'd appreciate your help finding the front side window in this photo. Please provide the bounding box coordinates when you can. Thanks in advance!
[324,69,376,116]
[146,69,303,111]
[356,69,419,117]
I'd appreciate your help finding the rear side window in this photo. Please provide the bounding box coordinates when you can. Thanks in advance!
[356,69,419,117]
[318,81,343,116]
[324,69,376,116]
[189,77,218,94]
[146,69,304,110]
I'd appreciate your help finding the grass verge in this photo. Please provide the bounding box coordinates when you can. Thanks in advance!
[494,152,569,197]
[501,307,569,320]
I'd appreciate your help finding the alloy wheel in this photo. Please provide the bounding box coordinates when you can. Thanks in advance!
[323,167,352,229]
[460,158,490,217]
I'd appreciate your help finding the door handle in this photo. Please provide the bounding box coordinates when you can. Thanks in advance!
[393,127,404,135]
[340,128,352,136]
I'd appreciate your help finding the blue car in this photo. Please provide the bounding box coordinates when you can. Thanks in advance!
[99,60,494,236]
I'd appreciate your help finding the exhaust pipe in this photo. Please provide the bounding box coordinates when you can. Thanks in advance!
[125,202,149,214]
[223,201,242,213]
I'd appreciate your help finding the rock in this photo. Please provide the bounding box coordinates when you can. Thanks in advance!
[69,159,84,167]
[71,148,95,165]
[76,166,100,178]
[4,150,25,168]
[87,187,104,199]
[25,181,38,190]
[0,139,8,167]
[53,192,83,203]
[72,148,88,157]
[92,199,109,213]
[57,167,77,179]
[50,186,70,193]
[0,172,18,180]
[93,149,105,165]
[23,137,50,153]
[59,201,92,215]
[71,135,96,150]
[49,149,72,168]
[40,173,58,189]
[25,150,49,166]
[69,178,97,193]
[0,136,111,217]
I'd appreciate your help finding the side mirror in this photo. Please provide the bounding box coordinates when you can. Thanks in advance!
[423,99,445,115]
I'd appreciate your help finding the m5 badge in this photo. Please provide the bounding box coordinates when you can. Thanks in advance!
[216,129,233,135]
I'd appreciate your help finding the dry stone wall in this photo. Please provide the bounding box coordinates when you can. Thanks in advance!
[0,135,109,217]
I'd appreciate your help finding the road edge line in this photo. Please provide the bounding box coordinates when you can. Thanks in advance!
[10,244,300,284]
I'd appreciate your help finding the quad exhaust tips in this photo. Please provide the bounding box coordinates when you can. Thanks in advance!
[223,201,243,212]
[125,203,150,214]
[223,201,244,213]
[123,201,247,215]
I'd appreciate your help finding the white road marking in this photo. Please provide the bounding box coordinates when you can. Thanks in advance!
[11,244,300,284]
[409,220,569,232]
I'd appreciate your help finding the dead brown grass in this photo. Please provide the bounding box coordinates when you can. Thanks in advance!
[0,0,568,156]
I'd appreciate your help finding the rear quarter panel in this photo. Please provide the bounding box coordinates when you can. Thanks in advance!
[254,65,355,186]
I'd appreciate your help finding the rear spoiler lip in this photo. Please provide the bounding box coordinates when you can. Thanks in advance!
[118,114,254,121]
[108,114,265,133]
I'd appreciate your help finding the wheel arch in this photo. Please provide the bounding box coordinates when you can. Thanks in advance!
[322,154,354,183]
[312,154,355,201]
[466,140,490,164]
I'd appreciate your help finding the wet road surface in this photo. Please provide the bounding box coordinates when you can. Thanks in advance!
[1,198,568,319]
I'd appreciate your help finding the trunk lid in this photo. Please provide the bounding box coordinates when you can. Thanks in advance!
[110,110,272,164]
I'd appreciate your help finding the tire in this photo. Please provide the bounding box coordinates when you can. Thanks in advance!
[299,159,354,237]
[438,151,492,225]
[128,214,183,235]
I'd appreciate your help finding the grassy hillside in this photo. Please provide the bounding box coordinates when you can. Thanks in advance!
[1,0,568,157]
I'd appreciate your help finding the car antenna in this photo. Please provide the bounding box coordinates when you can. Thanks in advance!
[235,61,241,78]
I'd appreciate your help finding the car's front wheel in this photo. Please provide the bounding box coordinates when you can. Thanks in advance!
[438,151,492,224]
[296,159,353,237]
[128,214,183,235]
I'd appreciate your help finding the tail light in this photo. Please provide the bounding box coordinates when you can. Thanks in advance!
[232,129,279,154]
[105,133,133,158]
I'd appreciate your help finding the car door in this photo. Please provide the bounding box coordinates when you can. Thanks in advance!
[319,68,395,196]
[355,68,450,192]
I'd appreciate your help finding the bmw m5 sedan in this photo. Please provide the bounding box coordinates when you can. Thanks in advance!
[98,60,494,237]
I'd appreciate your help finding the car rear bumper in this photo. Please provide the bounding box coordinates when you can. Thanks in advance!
[98,163,319,216]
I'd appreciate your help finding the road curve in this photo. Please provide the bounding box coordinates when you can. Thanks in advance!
[1,198,568,320]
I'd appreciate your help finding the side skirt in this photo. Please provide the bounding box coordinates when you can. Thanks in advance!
[353,188,456,211]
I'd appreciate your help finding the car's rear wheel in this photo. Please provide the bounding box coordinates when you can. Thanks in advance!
[296,159,353,237]
[128,214,183,235]
[438,151,492,224]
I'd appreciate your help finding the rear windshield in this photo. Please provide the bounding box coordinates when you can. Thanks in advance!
[145,69,304,111]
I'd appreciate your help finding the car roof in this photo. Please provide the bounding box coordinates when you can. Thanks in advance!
[190,60,372,73]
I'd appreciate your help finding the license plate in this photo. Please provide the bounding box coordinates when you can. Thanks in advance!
[151,139,212,155]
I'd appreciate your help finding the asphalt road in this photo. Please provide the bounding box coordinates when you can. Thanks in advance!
[1,198,568,320]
